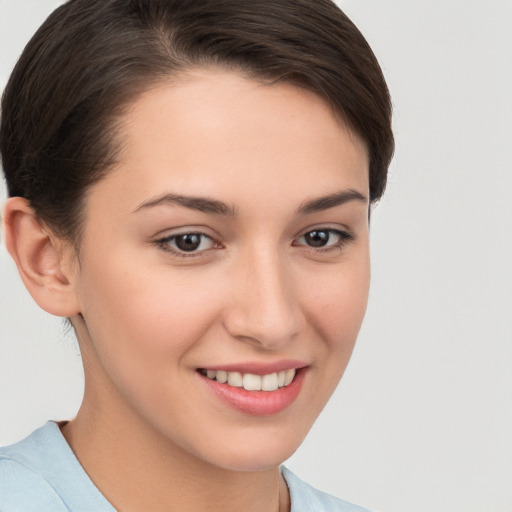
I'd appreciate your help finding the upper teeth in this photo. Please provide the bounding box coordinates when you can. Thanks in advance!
[203,369,296,391]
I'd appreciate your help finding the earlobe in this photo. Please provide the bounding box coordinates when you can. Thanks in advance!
[3,197,81,317]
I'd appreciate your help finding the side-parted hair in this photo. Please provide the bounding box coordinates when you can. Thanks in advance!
[1,0,394,243]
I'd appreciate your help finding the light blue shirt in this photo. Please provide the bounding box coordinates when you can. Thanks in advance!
[0,422,371,511]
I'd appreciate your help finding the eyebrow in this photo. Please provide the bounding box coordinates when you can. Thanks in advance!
[132,189,367,216]
[297,189,367,215]
[132,193,237,216]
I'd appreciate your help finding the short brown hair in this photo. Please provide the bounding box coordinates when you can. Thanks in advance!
[1,0,394,242]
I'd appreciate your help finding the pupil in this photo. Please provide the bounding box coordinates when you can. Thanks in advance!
[176,234,201,251]
[305,230,329,247]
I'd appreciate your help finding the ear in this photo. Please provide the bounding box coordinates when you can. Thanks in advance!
[3,197,81,317]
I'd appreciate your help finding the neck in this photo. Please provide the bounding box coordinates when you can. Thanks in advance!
[61,395,290,512]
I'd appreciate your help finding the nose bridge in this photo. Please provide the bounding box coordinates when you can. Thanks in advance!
[224,243,302,349]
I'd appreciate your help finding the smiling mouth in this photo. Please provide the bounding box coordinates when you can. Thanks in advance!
[198,368,297,392]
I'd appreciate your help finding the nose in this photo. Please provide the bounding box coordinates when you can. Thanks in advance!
[222,248,304,350]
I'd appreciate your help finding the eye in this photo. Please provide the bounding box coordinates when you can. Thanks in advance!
[157,232,217,256]
[295,228,353,250]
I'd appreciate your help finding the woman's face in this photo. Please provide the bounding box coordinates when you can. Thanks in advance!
[70,69,370,471]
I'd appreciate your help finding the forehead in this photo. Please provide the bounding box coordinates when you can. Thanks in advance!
[91,69,369,213]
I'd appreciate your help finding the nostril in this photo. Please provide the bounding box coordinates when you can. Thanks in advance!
[221,259,304,348]
[223,305,303,349]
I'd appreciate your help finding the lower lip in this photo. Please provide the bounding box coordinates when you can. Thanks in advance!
[199,369,307,416]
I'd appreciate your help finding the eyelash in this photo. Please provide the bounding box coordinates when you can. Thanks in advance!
[155,228,354,258]
[156,232,219,258]
[294,229,354,251]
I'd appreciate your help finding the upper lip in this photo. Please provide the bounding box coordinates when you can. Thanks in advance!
[198,359,308,375]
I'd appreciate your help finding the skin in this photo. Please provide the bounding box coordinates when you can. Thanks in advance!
[4,69,370,511]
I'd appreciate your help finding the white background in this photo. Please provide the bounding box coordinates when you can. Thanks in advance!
[1,1,511,511]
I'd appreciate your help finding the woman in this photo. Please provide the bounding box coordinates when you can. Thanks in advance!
[0,0,393,510]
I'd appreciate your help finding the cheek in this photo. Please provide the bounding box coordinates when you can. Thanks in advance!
[75,257,226,425]
[77,249,224,365]
[306,257,370,341]
[302,252,370,394]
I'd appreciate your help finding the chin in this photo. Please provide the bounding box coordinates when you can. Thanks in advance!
[196,425,308,473]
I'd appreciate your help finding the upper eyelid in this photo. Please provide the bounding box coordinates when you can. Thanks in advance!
[295,222,352,235]
[294,225,353,241]
[153,226,218,241]
[298,227,349,237]
[158,231,212,240]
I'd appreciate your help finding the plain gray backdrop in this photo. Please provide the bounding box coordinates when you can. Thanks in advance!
[1,1,511,511]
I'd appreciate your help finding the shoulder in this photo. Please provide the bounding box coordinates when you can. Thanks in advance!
[0,424,69,511]
[0,421,115,511]
[0,458,70,511]
[282,466,372,512]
